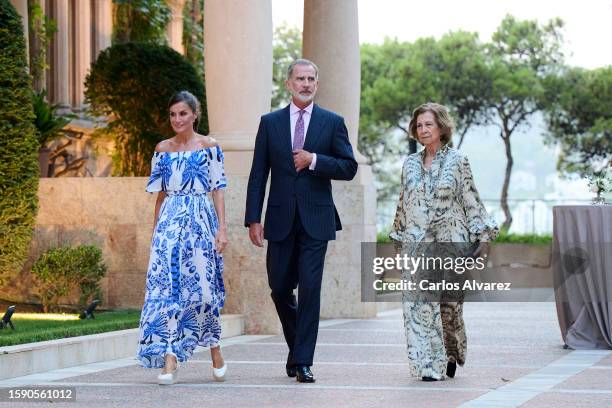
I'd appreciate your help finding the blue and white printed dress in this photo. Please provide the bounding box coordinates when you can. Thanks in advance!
[136,146,227,368]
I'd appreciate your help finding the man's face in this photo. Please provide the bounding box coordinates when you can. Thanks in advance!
[285,64,318,107]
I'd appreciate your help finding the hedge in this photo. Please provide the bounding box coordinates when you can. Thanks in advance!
[0,0,40,285]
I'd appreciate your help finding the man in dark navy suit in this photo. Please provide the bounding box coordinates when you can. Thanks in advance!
[245,59,358,383]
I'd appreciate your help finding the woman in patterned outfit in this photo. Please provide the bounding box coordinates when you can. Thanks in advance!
[136,91,228,385]
[390,103,498,381]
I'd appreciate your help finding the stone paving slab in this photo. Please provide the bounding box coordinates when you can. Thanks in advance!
[63,361,531,391]
[256,329,407,344]
[595,354,612,365]
[522,393,612,407]
[0,386,485,408]
[190,342,566,368]
[552,367,612,390]
[1,303,610,408]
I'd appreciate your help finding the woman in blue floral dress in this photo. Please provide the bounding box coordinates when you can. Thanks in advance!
[136,91,228,385]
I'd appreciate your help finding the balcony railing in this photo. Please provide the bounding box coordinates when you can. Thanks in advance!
[377,198,593,234]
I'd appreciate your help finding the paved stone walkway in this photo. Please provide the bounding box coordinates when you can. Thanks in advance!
[1,303,610,407]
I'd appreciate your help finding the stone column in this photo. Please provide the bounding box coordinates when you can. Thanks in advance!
[53,0,69,110]
[204,0,277,335]
[166,0,185,54]
[303,0,378,319]
[94,0,112,58]
[9,0,29,61]
[303,0,367,165]
[204,0,272,175]
[73,0,91,109]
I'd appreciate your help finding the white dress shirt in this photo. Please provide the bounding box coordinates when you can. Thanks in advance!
[289,101,317,170]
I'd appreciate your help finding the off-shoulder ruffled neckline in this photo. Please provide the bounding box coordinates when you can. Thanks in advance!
[153,146,218,156]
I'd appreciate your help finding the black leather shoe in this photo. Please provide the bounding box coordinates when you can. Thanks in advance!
[286,366,297,378]
[286,351,296,377]
[295,365,315,383]
[422,376,439,382]
[446,361,457,378]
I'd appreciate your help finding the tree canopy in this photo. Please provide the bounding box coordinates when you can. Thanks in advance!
[360,15,570,229]
[360,33,490,200]
[481,15,565,230]
[271,23,302,109]
[543,66,612,177]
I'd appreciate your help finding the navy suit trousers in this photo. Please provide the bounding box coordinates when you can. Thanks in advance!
[266,207,328,367]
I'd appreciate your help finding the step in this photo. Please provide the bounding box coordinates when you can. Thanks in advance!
[0,313,244,380]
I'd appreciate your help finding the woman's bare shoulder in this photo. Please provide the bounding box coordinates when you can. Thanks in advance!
[155,139,174,152]
[196,135,219,149]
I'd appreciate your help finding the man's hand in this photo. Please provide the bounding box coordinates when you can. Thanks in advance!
[293,149,313,172]
[249,223,264,247]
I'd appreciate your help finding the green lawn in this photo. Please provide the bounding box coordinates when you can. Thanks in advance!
[0,310,141,347]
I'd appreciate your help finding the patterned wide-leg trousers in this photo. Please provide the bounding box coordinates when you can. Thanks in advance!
[440,302,467,366]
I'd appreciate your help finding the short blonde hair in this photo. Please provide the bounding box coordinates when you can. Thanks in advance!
[409,102,455,145]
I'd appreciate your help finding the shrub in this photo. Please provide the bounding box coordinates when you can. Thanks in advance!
[85,42,208,176]
[31,245,107,312]
[32,91,72,145]
[494,232,552,244]
[377,230,392,243]
[0,0,40,285]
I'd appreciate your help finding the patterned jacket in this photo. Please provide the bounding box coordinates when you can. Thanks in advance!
[389,146,499,244]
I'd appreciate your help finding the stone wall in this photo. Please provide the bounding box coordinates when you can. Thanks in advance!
[4,178,155,310]
[488,243,552,287]
[3,175,377,334]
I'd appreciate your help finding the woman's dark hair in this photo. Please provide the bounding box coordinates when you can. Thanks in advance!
[168,90,202,131]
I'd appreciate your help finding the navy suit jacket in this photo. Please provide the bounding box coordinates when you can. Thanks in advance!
[245,104,358,241]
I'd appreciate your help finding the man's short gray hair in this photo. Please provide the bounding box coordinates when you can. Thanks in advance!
[286,59,319,80]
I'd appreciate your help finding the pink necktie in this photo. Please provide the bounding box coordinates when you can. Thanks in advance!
[293,110,305,150]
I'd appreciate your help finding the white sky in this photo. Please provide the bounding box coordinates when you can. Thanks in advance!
[272,0,612,69]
